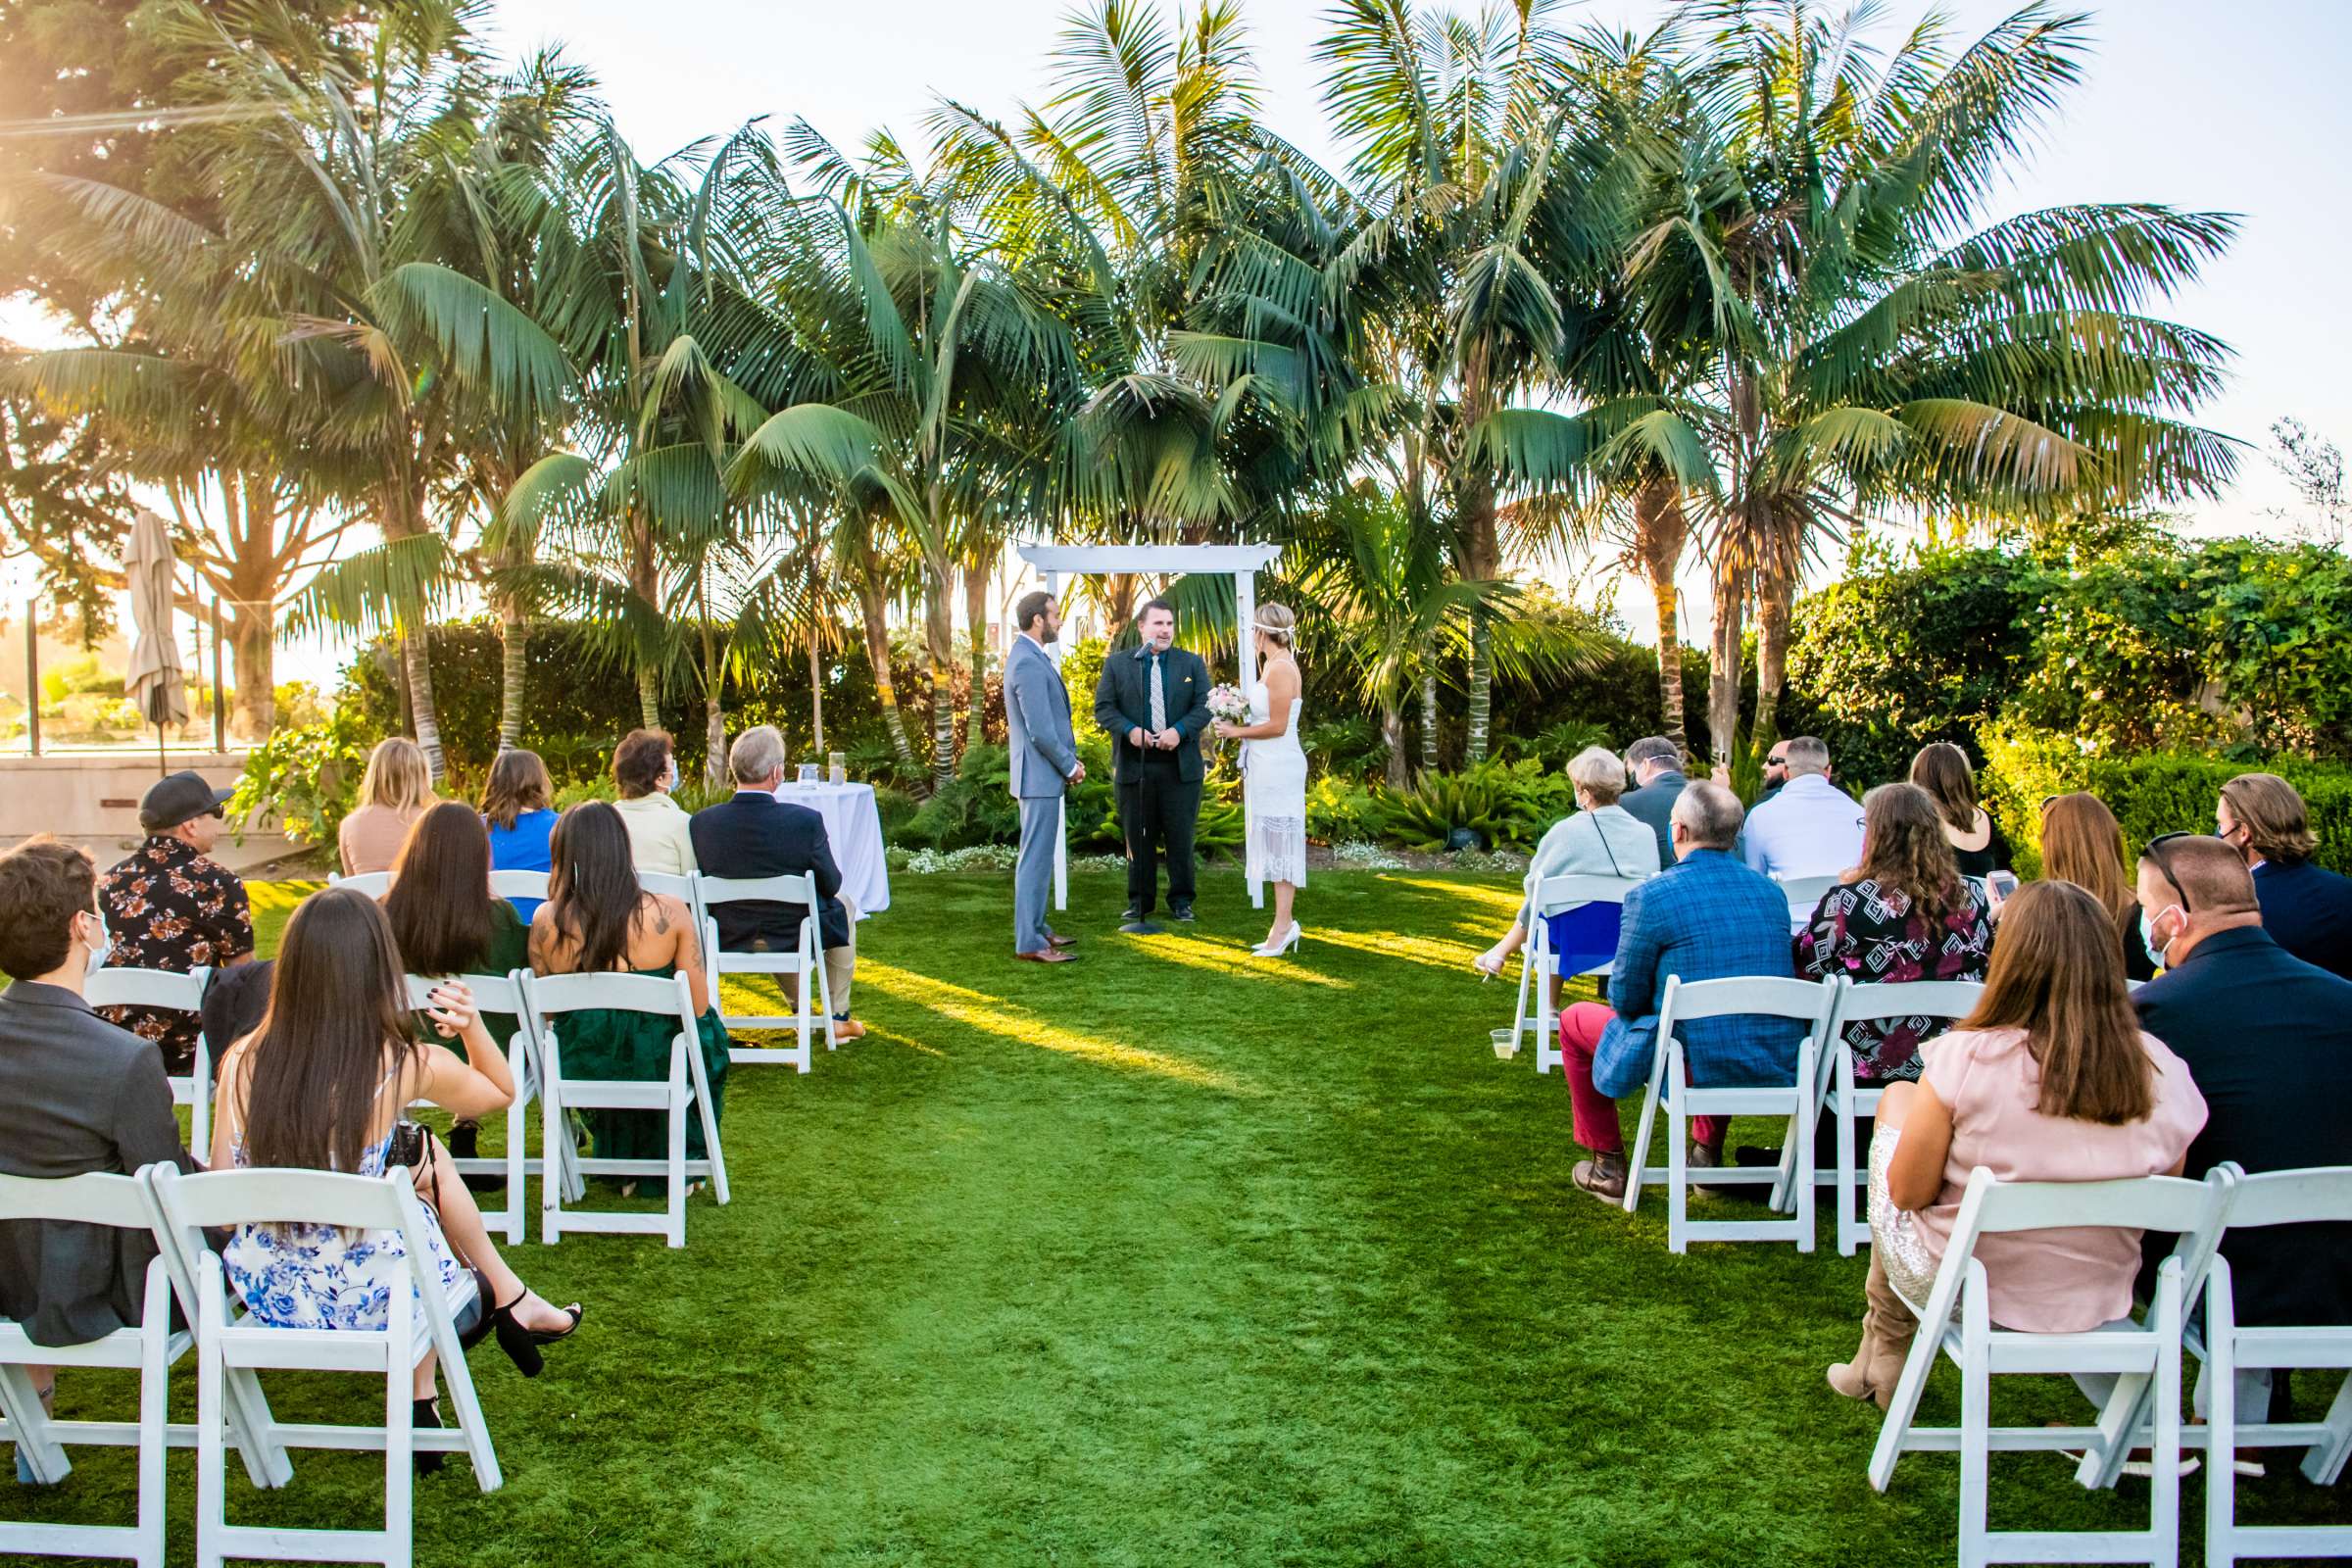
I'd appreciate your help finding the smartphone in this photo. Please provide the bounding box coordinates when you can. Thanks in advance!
[1987,870,2019,899]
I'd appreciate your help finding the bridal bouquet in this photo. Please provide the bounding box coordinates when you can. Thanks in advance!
[1205,683,1250,728]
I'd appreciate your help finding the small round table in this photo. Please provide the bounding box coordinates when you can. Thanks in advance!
[770,780,892,915]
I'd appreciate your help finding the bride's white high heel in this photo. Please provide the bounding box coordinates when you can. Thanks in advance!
[1472,943,1509,978]
[1250,922,1302,957]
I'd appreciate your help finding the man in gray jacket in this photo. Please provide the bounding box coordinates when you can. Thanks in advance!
[1004,590,1086,963]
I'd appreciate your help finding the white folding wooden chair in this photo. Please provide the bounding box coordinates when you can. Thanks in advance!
[486,870,550,905]
[2181,1165,2352,1566]
[1867,1166,2236,1568]
[1620,975,1837,1252]
[326,871,392,899]
[401,971,578,1245]
[523,969,730,1249]
[1512,875,1643,1074]
[1781,978,1986,1253]
[696,872,834,1071]
[86,965,215,1154]
[149,1164,500,1568]
[1775,873,1840,933]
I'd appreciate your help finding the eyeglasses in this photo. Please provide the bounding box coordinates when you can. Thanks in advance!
[2142,830,2197,911]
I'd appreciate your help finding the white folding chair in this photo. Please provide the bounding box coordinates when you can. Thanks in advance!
[0,1169,180,1566]
[86,965,215,1153]
[2184,1166,2352,1566]
[1619,975,1837,1252]
[523,969,730,1249]
[149,1164,500,1568]
[1868,1166,2236,1568]
[634,869,700,911]
[1784,978,1985,1254]
[696,872,835,1071]
[1776,873,1840,933]
[326,871,392,899]
[401,971,578,1245]
[1513,875,1643,1074]
[486,870,549,904]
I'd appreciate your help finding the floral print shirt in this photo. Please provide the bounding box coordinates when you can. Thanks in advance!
[97,835,254,1072]
[1795,876,1993,1082]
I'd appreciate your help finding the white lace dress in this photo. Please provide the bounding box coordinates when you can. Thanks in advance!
[1243,678,1308,887]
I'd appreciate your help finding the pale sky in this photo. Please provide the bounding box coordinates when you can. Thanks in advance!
[10,0,2348,674]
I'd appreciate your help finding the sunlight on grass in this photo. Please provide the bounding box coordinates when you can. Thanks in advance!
[1132,933,1354,990]
[249,879,319,926]
[1308,925,1486,977]
[858,960,1258,1094]
[1386,875,1527,917]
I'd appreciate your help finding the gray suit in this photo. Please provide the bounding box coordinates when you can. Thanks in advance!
[1621,769,1688,864]
[0,980,192,1346]
[1004,634,1079,953]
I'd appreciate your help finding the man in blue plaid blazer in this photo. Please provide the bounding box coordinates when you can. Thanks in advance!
[1558,780,1806,1201]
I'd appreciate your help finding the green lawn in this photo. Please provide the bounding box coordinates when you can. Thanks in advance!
[17,870,2343,1565]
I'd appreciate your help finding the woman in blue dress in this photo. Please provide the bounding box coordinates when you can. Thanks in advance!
[480,749,558,924]
[210,887,582,1462]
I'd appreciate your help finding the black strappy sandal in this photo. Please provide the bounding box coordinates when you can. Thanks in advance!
[488,1294,583,1378]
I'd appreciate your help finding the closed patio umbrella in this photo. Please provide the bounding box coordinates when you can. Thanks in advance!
[122,507,189,776]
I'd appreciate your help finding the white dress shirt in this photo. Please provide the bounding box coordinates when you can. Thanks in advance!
[1739,773,1865,880]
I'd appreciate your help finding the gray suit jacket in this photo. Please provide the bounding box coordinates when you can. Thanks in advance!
[1004,635,1079,799]
[0,980,192,1346]
[1621,770,1688,864]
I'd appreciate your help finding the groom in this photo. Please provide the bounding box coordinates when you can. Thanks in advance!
[1093,598,1210,924]
[1004,589,1084,964]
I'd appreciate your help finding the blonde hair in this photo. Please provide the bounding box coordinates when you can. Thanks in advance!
[357,737,434,813]
[1254,603,1296,649]
[2219,772,2319,863]
[1565,745,1628,805]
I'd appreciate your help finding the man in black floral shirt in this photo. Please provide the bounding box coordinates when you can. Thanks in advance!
[97,771,255,1072]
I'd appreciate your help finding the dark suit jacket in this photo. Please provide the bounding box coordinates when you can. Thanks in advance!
[2133,925,2352,1327]
[1094,643,1211,784]
[0,980,193,1346]
[1620,770,1688,863]
[689,792,849,952]
[2251,858,2352,980]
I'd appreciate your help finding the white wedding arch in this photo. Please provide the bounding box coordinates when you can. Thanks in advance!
[1013,542,1283,911]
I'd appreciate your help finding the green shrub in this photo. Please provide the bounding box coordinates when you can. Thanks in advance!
[1305,776,1387,844]
[1980,718,2352,877]
[229,710,372,847]
[1375,760,1568,852]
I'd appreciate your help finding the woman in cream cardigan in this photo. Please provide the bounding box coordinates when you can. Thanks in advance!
[609,728,698,876]
[1472,745,1661,976]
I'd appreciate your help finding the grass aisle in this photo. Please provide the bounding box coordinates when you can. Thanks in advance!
[20,871,2343,1565]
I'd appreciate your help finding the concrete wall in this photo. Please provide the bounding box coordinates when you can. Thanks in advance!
[0,752,307,873]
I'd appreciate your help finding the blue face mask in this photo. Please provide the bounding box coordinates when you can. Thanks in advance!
[81,909,113,975]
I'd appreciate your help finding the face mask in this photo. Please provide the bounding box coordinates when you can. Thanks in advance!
[81,910,112,976]
[661,760,679,794]
[2139,905,2181,967]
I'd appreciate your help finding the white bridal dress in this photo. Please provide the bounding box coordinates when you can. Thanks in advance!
[1243,676,1308,887]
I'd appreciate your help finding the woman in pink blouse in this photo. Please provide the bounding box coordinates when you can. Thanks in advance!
[1827,879,2207,1406]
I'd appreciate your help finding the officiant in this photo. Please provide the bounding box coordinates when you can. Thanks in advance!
[1094,598,1212,924]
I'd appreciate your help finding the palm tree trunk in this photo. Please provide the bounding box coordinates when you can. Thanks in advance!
[963,559,989,750]
[1707,562,1749,766]
[924,565,956,788]
[1419,672,1441,774]
[1455,467,1500,764]
[1466,608,1494,764]
[700,621,726,790]
[402,629,446,781]
[1653,578,1688,751]
[1382,701,1408,790]
[1104,572,1137,642]
[1633,477,1690,750]
[854,540,921,771]
[227,610,275,741]
[1751,554,1794,757]
[496,602,528,755]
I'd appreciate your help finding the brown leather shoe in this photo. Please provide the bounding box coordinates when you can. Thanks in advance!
[1015,949,1080,964]
[1046,932,1079,950]
[1572,1152,1628,1202]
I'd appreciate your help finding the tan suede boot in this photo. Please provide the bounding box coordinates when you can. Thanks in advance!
[1826,1256,1917,1409]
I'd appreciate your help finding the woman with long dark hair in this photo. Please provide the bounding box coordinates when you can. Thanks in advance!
[210,888,582,1455]
[1824,880,2205,1407]
[1909,742,2006,879]
[529,801,729,1187]
[2038,792,2157,981]
[1797,783,1993,1082]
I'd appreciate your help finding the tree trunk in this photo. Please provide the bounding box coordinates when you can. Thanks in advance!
[1466,608,1494,766]
[496,603,527,755]
[963,559,990,750]
[1103,571,1137,643]
[924,565,956,788]
[1652,577,1688,753]
[854,540,921,771]
[1418,671,1441,775]
[1454,467,1500,764]
[227,610,274,741]
[1751,553,1794,758]
[700,621,726,791]
[1382,702,1408,790]
[402,630,446,781]
[1707,562,1749,766]
[808,625,826,760]
[1632,477,1690,751]
[635,663,662,733]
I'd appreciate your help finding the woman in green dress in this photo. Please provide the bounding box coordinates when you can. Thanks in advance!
[382,801,533,1164]
[528,801,729,1186]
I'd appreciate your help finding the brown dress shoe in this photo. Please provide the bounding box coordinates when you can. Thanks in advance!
[1046,932,1079,950]
[1015,949,1080,964]
[1572,1152,1628,1202]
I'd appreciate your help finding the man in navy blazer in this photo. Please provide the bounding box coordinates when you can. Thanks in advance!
[2133,835,2352,1422]
[1093,599,1212,922]
[689,725,863,1038]
[2218,772,2352,979]
[1555,781,1806,1202]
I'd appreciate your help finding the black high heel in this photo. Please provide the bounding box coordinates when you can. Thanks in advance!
[413,1398,446,1475]
[489,1293,582,1378]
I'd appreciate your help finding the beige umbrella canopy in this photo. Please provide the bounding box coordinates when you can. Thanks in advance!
[122,507,189,773]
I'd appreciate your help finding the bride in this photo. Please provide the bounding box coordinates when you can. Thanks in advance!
[1212,603,1306,956]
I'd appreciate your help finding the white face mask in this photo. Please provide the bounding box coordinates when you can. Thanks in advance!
[80,909,113,976]
[2139,904,2182,967]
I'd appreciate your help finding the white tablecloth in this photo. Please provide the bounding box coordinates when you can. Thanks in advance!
[770,781,891,915]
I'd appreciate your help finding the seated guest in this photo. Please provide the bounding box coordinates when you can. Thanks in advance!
[611,727,699,877]
[2216,772,2352,979]
[98,768,255,1073]
[0,837,194,1479]
[1473,746,1660,977]
[384,802,533,1165]
[1619,736,1689,864]
[1557,782,1806,1200]
[212,888,579,1456]
[2132,834,2352,1423]
[529,802,731,1186]
[1909,742,2007,880]
[2036,793,2156,981]
[1827,880,2206,1408]
[339,737,435,877]
[1798,783,1994,1083]
[690,725,863,1039]
[480,748,558,924]
[1740,735,1865,881]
